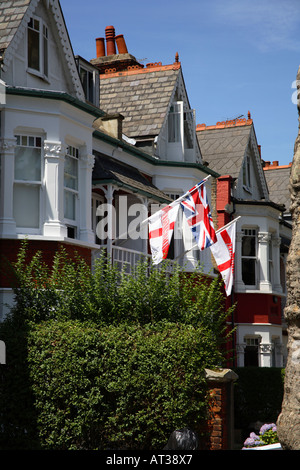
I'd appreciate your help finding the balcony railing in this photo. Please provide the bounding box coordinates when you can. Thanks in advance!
[92,245,175,275]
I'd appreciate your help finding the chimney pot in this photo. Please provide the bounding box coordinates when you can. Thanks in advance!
[105,25,116,55]
[96,37,105,57]
[115,34,128,54]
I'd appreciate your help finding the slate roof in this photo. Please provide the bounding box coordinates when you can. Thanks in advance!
[93,151,172,203]
[0,0,31,52]
[99,64,181,139]
[196,121,252,179]
[263,165,291,213]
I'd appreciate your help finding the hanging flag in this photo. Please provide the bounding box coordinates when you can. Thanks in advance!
[181,180,217,251]
[210,219,237,296]
[148,203,180,265]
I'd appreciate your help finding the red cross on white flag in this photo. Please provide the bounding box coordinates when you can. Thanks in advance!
[210,219,237,296]
[148,204,180,265]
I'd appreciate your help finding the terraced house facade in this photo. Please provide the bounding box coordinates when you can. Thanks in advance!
[0,0,292,368]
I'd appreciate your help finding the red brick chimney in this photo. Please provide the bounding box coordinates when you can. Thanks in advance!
[105,25,116,56]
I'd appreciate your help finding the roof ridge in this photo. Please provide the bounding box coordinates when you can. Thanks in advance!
[196,117,253,131]
[100,61,181,78]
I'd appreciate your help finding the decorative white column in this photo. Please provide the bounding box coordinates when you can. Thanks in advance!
[43,140,67,238]
[273,236,283,293]
[0,137,17,235]
[79,152,95,244]
[98,184,115,257]
[258,231,272,292]
[259,343,272,367]
[236,343,246,367]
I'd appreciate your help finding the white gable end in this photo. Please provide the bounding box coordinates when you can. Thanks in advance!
[1,0,84,100]
[235,128,269,201]
[156,70,202,164]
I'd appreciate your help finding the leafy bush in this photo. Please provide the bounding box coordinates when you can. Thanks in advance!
[0,240,234,449]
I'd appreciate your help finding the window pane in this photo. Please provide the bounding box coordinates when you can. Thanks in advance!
[64,155,78,189]
[88,71,94,103]
[15,146,41,181]
[28,26,40,71]
[14,184,39,228]
[168,111,180,142]
[242,235,256,256]
[242,258,256,285]
[64,190,76,220]
[43,33,48,76]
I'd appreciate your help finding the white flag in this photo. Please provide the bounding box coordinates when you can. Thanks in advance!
[210,219,237,296]
[148,204,180,265]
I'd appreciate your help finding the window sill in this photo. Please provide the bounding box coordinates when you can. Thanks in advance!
[27,68,50,84]
[243,185,252,194]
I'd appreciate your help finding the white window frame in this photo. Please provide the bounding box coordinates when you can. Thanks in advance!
[64,145,79,239]
[241,228,258,287]
[268,235,274,285]
[76,56,100,106]
[13,134,43,233]
[27,15,49,80]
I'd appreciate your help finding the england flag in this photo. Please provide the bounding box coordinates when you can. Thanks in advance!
[148,203,180,265]
[210,219,237,296]
[181,181,217,251]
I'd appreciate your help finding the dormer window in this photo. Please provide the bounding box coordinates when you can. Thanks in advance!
[243,154,251,191]
[27,16,48,78]
[75,56,99,106]
[167,101,195,162]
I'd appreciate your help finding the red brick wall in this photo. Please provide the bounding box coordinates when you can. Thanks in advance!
[216,175,232,229]
[199,380,232,450]
[0,239,92,288]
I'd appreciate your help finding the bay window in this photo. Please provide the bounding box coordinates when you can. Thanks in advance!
[13,135,42,229]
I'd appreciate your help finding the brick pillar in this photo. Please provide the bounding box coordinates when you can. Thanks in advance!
[204,368,238,450]
[216,175,233,229]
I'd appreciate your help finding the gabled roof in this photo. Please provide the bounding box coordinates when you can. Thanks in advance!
[196,117,253,179]
[0,0,32,52]
[263,162,292,214]
[93,152,172,203]
[99,62,181,139]
[0,0,84,100]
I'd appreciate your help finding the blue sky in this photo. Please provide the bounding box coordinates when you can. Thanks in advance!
[60,0,300,166]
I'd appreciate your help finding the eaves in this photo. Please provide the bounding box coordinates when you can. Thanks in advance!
[5,86,105,119]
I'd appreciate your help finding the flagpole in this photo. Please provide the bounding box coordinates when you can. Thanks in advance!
[111,175,211,245]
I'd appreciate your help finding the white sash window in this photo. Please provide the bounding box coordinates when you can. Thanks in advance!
[13,135,42,230]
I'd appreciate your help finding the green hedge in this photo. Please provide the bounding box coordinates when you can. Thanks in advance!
[233,367,285,434]
[26,320,217,450]
[0,242,233,450]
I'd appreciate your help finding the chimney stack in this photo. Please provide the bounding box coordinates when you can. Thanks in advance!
[105,25,116,56]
